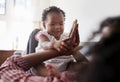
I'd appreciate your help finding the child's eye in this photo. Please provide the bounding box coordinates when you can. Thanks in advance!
[51,24,55,26]
[60,23,64,26]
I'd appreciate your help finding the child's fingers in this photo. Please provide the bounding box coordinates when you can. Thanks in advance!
[56,47,61,52]
[46,64,54,76]
[61,42,71,50]
[61,72,76,81]
[63,37,72,45]
[46,64,61,78]
[46,64,54,70]
[59,45,68,52]
[63,37,71,42]
[57,45,70,52]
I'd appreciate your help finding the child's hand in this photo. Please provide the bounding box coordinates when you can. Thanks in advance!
[53,20,80,55]
[53,38,72,54]
[53,37,82,56]
[60,71,76,82]
[46,64,76,82]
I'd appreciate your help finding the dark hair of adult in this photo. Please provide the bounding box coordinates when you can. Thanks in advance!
[77,16,120,82]
[89,16,120,41]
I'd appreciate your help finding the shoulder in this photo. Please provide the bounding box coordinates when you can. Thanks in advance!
[35,31,50,41]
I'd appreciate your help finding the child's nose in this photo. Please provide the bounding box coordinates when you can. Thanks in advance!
[55,24,61,29]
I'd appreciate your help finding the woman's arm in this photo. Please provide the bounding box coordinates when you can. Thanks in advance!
[23,50,62,67]
[0,46,80,82]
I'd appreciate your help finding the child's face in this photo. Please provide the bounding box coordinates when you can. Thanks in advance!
[44,12,65,40]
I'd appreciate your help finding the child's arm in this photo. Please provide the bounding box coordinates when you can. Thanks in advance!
[67,51,89,72]
[38,34,71,53]
[37,20,80,52]
[37,34,54,50]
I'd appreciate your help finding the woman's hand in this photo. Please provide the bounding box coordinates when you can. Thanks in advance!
[53,38,72,54]
[53,39,83,56]
[66,20,80,48]
[53,20,80,55]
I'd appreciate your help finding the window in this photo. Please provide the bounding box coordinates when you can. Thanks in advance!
[0,0,6,15]
[11,0,33,50]
[0,0,33,50]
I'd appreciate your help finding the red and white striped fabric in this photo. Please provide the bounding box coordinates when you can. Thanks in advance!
[0,56,76,82]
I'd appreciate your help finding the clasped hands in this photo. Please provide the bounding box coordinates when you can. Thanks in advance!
[46,20,81,80]
[54,20,82,55]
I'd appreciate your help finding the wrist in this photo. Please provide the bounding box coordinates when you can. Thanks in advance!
[52,40,56,49]
[48,40,56,49]
[53,40,60,50]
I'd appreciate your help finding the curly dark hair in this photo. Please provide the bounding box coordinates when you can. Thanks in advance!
[77,16,120,82]
[42,6,65,21]
[88,16,120,41]
[87,16,120,55]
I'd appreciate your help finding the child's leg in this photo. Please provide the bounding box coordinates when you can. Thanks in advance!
[67,61,88,72]
[34,64,48,76]
[66,51,89,72]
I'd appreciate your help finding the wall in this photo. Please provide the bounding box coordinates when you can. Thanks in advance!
[1,0,120,49]
[31,0,49,21]
[0,0,15,50]
[49,0,120,42]
[0,0,50,50]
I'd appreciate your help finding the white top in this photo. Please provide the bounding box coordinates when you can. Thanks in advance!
[36,31,76,72]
